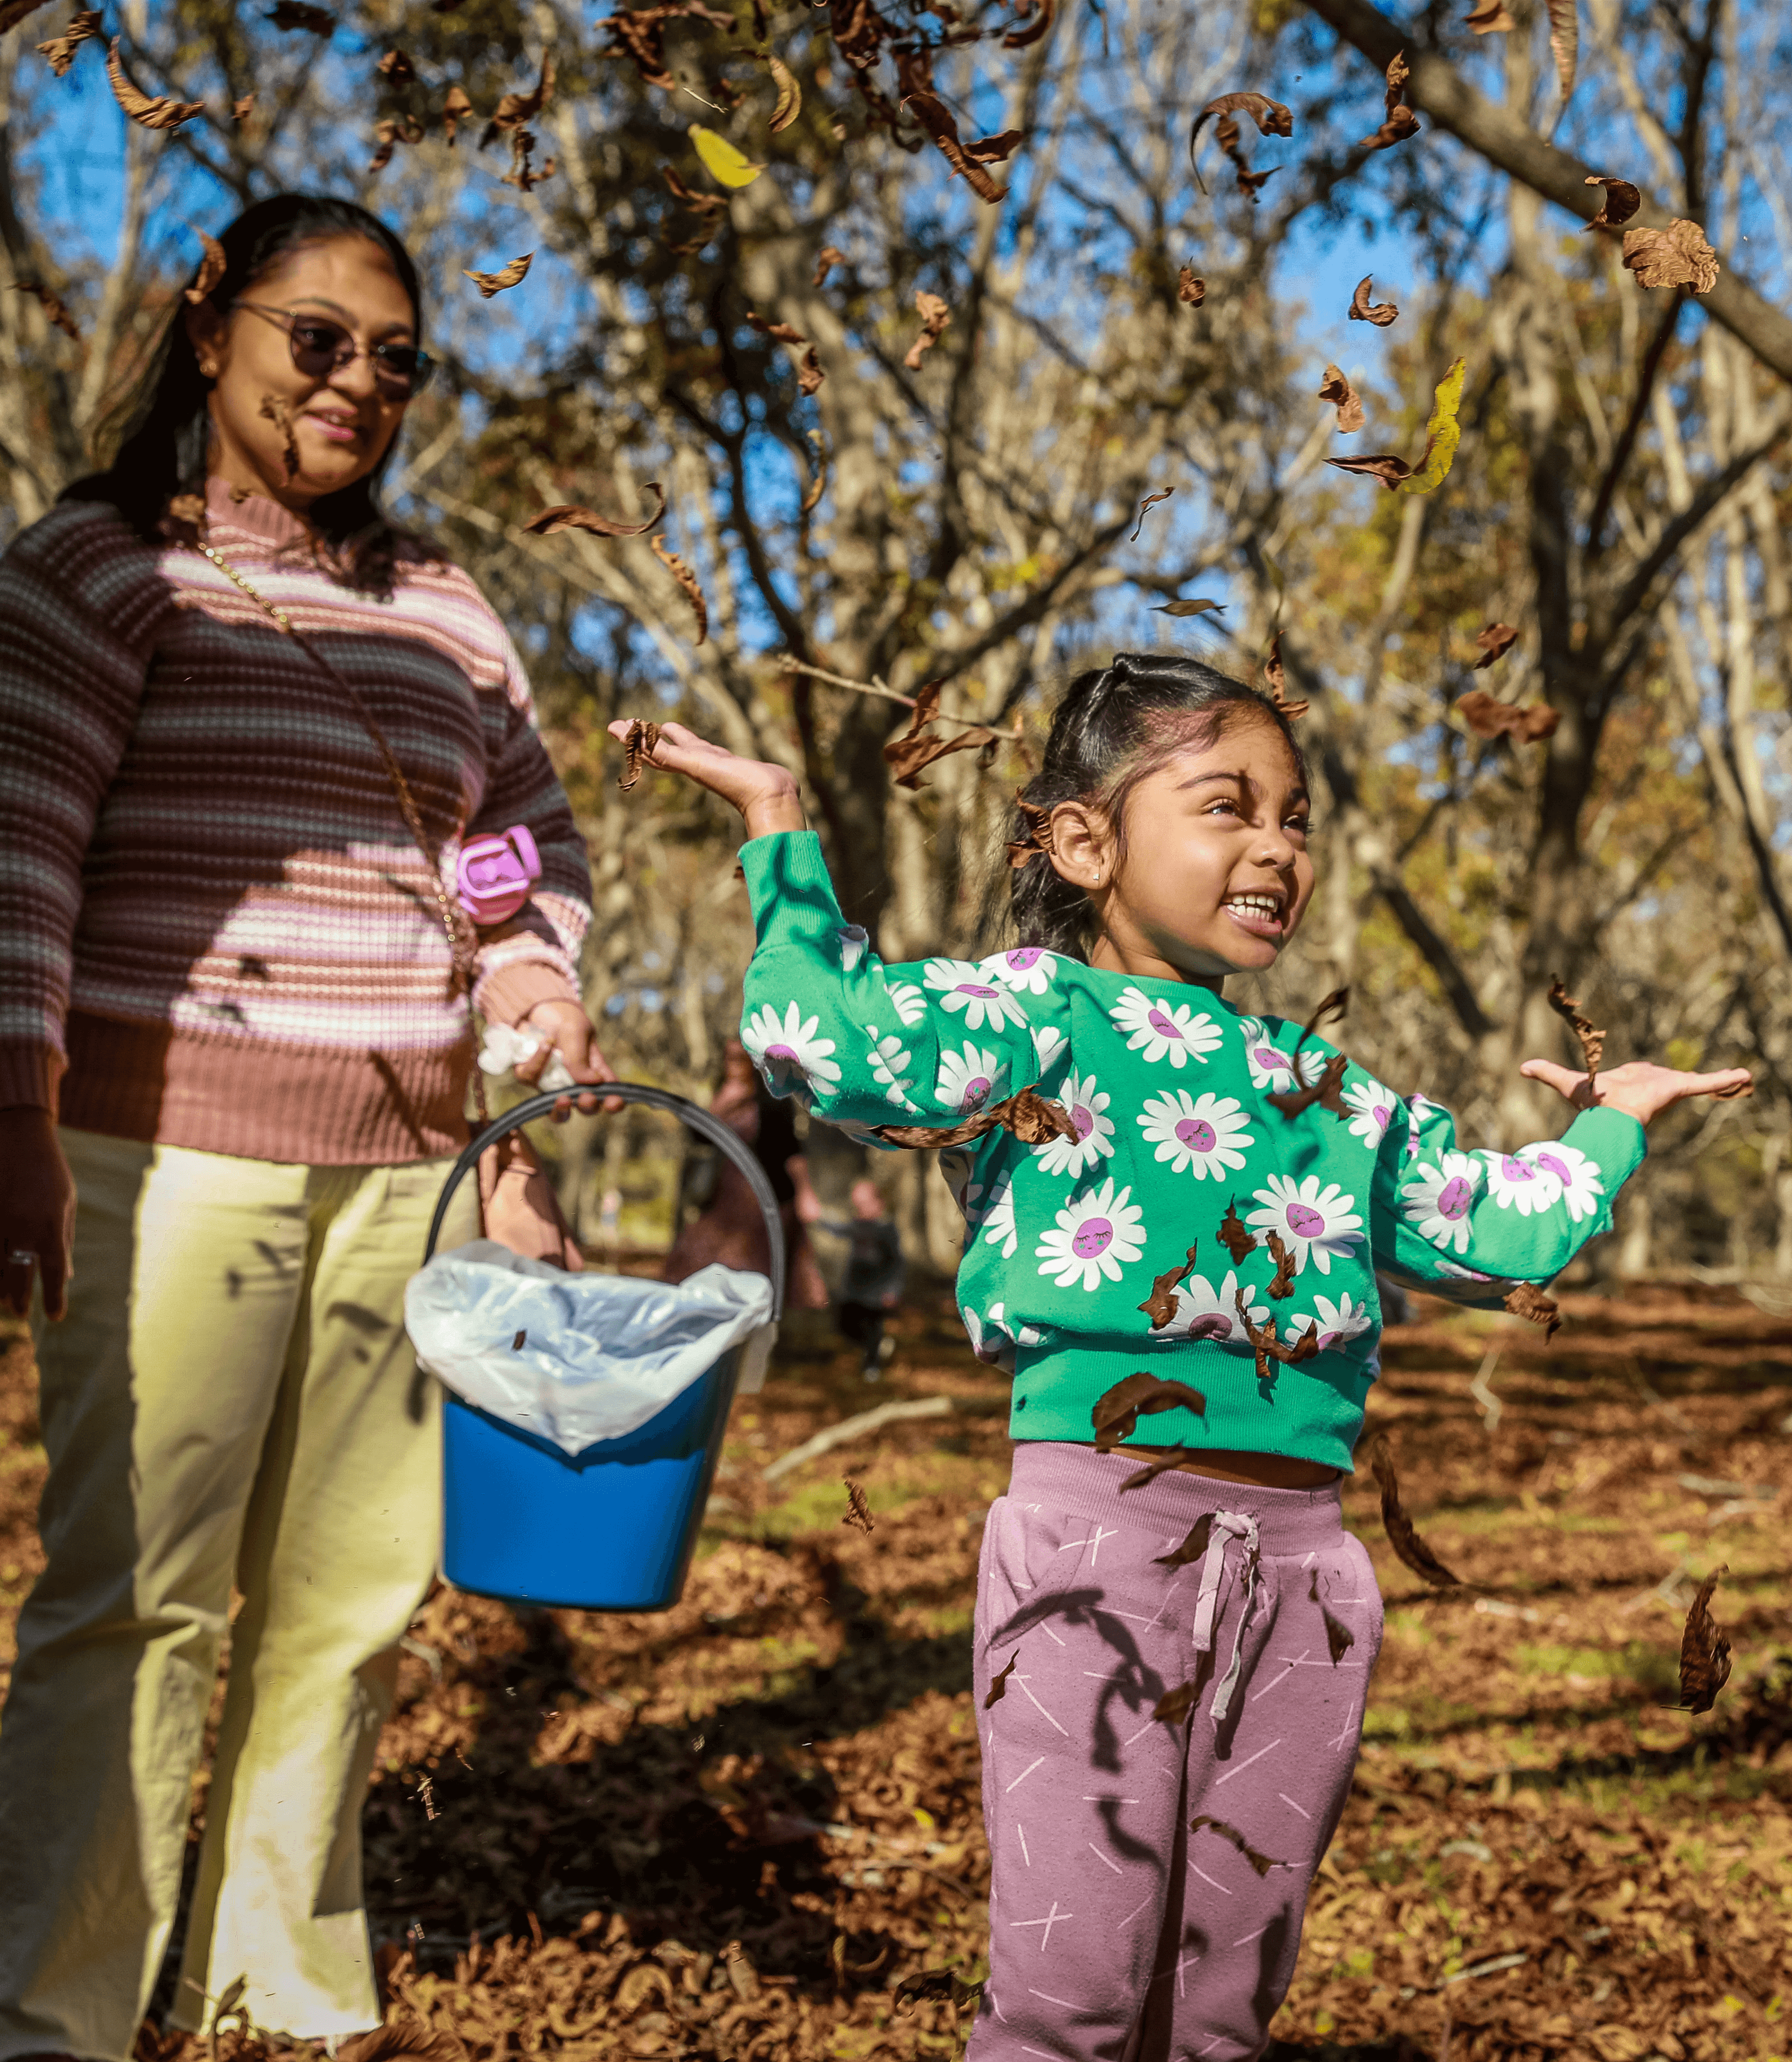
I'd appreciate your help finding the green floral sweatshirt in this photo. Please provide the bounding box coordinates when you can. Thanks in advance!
[740,832,1646,1471]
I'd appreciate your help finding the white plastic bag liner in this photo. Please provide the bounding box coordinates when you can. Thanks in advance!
[405,1240,775,1456]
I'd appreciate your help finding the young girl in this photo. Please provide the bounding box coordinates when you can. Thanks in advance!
[611,653,1747,2062]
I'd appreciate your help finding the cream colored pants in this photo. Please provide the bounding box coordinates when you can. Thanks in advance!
[0,1129,478,2062]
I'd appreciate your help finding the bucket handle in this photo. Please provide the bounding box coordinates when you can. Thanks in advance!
[423,1083,787,1318]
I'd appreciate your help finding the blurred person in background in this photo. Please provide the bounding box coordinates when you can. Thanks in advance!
[793,1168,906,1379]
[0,195,613,2062]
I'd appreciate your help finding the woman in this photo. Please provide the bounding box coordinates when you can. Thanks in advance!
[0,195,612,2059]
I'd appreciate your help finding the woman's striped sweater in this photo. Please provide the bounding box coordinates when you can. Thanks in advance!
[0,476,591,1164]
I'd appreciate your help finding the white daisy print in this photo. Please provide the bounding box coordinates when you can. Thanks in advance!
[1342,1077,1396,1150]
[936,1042,1009,1117]
[1516,1141,1606,1223]
[1434,1259,1497,1283]
[1034,1069,1116,1178]
[866,1029,918,1108]
[980,1175,1018,1259]
[1110,985,1223,1067]
[1239,1017,1329,1094]
[1030,1023,1068,1077]
[1035,1178,1147,1291]
[980,946,1058,995]
[1149,1269,1267,1345]
[1294,1292,1375,1354]
[923,958,1030,1033]
[742,1001,842,1099]
[836,924,870,972]
[1245,1174,1366,1275]
[964,1300,1043,1371]
[1399,1152,1484,1253]
[887,980,927,1027]
[1477,1150,1564,1217]
[1136,1090,1254,1179]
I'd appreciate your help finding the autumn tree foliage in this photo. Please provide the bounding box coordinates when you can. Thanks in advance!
[0,0,1785,1272]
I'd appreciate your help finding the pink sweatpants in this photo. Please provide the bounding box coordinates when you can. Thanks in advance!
[969,1442,1383,2062]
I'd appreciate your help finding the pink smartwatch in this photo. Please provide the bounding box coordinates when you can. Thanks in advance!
[456,824,542,926]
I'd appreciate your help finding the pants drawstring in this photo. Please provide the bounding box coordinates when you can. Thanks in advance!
[1190,1510,1262,1723]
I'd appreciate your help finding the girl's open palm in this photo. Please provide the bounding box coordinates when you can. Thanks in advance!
[607,720,804,837]
[1521,1057,1753,1128]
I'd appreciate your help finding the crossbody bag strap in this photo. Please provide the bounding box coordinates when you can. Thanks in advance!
[193,539,492,1128]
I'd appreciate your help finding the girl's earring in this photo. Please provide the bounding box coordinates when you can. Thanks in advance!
[199,360,218,378]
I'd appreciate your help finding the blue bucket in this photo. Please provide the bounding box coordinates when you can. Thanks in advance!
[421,1084,785,1613]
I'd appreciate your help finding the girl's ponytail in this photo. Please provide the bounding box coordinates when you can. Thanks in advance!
[1005,651,1302,961]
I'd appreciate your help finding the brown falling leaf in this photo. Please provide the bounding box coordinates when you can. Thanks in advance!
[1473,622,1518,669]
[842,1476,875,1534]
[1621,219,1720,294]
[1190,1816,1288,1877]
[232,93,256,121]
[1456,689,1559,742]
[904,289,952,371]
[1138,1241,1201,1329]
[8,280,80,340]
[463,251,534,298]
[797,346,825,395]
[1583,173,1641,231]
[1503,1281,1561,1340]
[618,719,663,792]
[1130,488,1174,543]
[767,51,801,132]
[901,92,1009,205]
[1359,55,1419,150]
[1001,0,1053,49]
[1234,1289,1319,1392]
[266,0,336,29]
[258,392,299,482]
[164,492,208,540]
[183,228,227,306]
[1546,977,1606,1083]
[1348,275,1398,326]
[870,1084,1077,1152]
[1177,265,1205,306]
[1217,1199,1256,1265]
[1260,630,1309,720]
[1155,597,1226,619]
[1546,0,1578,102]
[1464,0,1515,26]
[105,40,205,128]
[480,51,554,148]
[1265,1232,1296,1299]
[368,115,424,173]
[1365,1432,1463,1588]
[1318,362,1364,434]
[895,1969,985,2012]
[747,310,808,345]
[1680,1566,1732,1714]
[663,167,728,219]
[1327,452,1413,492]
[441,85,474,145]
[983,1653,1018,1707]
[880,679,1002,791]
[36,9,102,75]
[1090,1371,1207,1452]
[1188,89,1294,169]
[500,128,556,193]
[1155,1514,1214,1569]
[1264,987,1350,1120]
[523,483,668,538]
[652,534,709,645]
[814,243,847,287]
[377,46,416,88]
[1121,1447,1204,1495]
[1311,1569,1356,1662]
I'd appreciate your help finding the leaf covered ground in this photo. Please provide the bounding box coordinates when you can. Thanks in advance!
[3,1280,1791,2062]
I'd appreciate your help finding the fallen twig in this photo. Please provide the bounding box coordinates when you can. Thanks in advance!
[762,1395,953,1483]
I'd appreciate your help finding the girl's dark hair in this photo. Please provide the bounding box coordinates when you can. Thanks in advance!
[62,193,426,597]
[1009,651,1306,959]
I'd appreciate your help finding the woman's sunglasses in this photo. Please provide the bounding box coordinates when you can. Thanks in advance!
[231,301,436,398]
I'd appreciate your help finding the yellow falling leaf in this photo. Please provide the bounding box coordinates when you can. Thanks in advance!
[690,124,765,188]
[1396,355,1466,496]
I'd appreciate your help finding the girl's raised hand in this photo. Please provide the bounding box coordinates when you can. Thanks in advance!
[1520,1056,1753,1128]
[606,719,805,839]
